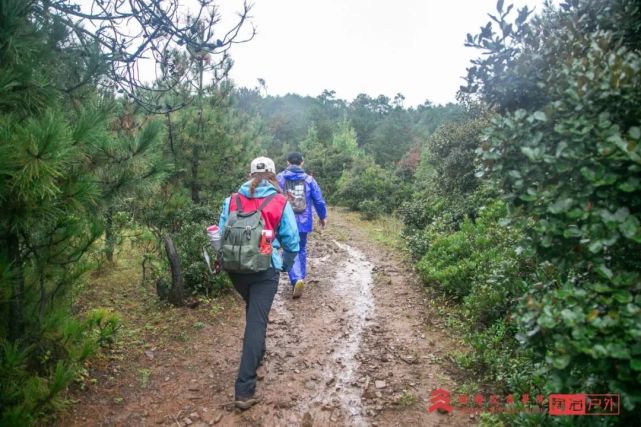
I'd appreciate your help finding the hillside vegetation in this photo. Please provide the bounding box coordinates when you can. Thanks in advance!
[1,0,639,425]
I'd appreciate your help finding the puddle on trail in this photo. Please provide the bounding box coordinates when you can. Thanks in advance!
[269,240,375,425]
[319,241,375,426]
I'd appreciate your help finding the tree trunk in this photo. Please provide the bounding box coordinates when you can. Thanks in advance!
[166,112,176,162]
[7,232,25,342]
[190,57,205,205]
[163,235,184,306]
[191,144,200,203]
[105,207,115,263]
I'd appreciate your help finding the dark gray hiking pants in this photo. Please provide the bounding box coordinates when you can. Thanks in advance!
[229,268,279,399]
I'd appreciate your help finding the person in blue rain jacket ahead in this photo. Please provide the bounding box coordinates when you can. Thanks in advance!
[276,152,328,299]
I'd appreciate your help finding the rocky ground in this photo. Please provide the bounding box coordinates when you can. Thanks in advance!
[56,209,471,427]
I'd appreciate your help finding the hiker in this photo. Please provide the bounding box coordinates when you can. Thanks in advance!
[277,152,327,299]
[218,156,300,409]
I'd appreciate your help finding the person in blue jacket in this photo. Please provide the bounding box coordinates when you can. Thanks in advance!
[218,156,300,409]
[277,152,328,299]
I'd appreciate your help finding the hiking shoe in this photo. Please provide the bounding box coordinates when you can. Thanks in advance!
[292,280,304,299]
[235,395,260,410]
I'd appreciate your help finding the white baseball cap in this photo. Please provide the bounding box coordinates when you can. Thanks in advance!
[250,156,276,174]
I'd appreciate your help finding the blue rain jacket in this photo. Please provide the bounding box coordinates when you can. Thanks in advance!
[218,180,300,270]
[277,166,327,233]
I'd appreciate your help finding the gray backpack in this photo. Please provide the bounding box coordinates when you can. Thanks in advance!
[221,194,276,273]
[285,178,307,213]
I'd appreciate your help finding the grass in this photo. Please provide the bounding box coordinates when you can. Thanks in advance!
[328,206,404,249]
[192,321,205,330]
[65,232,238,408]
[398,391,418,407]
[138,368,151,388]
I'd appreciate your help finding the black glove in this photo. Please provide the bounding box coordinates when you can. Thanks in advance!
[281,251,297,273]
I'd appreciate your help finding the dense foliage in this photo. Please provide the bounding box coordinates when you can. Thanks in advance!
[0,0,251,424]
[3,0,639,424]
[470,0,641,418]
[398,1,640,425]
[0,2,123,423]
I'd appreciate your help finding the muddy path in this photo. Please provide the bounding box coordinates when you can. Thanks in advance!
[58,209,469,427]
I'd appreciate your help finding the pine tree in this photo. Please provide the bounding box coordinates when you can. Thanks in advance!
[0,2,112,423]
[98,101,167,262]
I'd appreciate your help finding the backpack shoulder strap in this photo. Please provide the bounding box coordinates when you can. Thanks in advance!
[235,193,243,214]
[257,193,277,212]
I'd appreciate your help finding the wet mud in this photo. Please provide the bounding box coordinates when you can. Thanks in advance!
[58,210,469,427]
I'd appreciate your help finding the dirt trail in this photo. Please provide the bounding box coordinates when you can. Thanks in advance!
[58,209,469,427]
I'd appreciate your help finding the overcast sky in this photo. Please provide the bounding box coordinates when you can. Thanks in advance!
[222,0,547,107]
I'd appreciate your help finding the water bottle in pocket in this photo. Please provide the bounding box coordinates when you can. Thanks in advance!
[259,229,274,255]
[207,224,222,252]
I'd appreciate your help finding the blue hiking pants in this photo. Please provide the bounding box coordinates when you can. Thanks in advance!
[288,232,307,285]
[229,268,279,399]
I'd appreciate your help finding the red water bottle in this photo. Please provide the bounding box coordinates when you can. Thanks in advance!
[260,229,273,254]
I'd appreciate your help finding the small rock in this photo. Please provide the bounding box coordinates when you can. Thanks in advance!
[375,380,386,389]
[190,412,200,420]
[183,417,193,425]
[144,350,155,360]
[302,411,313,427]
[304,381,316,391]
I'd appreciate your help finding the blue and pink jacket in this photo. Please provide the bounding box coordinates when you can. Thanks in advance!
[219,180,300,270]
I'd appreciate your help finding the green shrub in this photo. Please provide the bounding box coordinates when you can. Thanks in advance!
[335,154,407,214]
[398,114,495,260]
[0,308,120,427]
[168,202,229,296]
[466,0,641,418]
[358,200,384,220]
[417,201,527,309]
[415,199,538,396]
[456,319,540,393]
